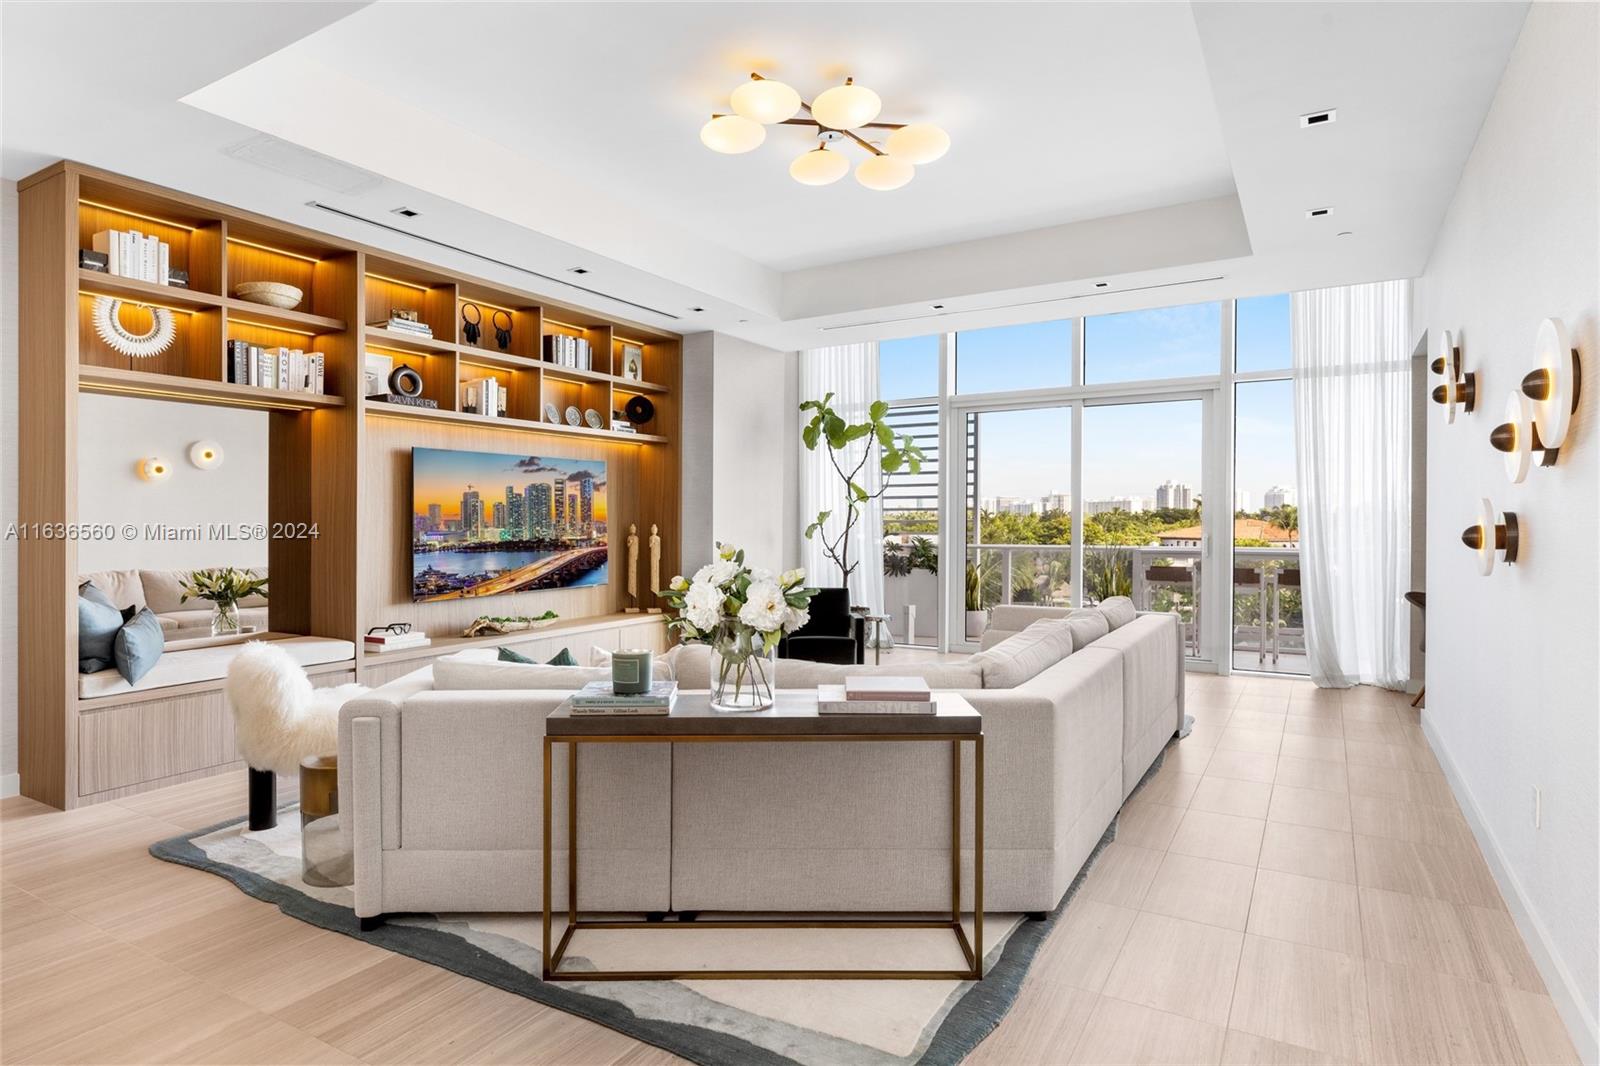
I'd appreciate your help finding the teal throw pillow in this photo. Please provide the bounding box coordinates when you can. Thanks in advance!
[112,608,165,684]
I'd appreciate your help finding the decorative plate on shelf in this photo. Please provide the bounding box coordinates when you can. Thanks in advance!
[564,405,581,427]
[233,282,303,310]
[543,402,560,424]
[584,408,603,429]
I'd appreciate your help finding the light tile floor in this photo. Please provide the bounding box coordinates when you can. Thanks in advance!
[970,674,1582,1065]
[0,674,1581,1065]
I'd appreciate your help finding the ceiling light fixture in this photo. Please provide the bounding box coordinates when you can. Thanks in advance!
[703,73,950,190]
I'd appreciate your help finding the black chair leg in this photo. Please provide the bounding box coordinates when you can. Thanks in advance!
[247,767,276,830]
[359,915,386,932]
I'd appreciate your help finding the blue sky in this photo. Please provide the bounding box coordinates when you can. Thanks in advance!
[876,294,1297,506]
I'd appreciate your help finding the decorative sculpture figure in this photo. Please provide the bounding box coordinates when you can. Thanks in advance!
[648,524,663,613]
[626,523,641,612]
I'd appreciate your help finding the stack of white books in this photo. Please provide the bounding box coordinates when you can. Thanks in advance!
[567,680,678,716]
[460,377,508,418]
[541,334,592,369]
[372,315,433,338]
[226,341,325,393]
[364,629,430,653]
[92,229,171,284]
[817,676,934,715]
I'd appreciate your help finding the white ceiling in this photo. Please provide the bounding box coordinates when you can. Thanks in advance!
[2,1,1529,350]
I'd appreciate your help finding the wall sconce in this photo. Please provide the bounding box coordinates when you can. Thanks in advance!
[1461,498,1519,575]
[137,457,172,482]
[188,440,224,469]
[1429,330,1476,422]
[1492,317,1583,479]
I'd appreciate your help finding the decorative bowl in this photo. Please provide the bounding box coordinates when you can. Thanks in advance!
[234,282,304,310]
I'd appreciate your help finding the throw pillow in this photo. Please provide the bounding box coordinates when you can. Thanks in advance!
[112,607,165,684]
[969,621,1074,688]
[1097,596,1138,630]
[497,646,576,666]
[78,584,125,673]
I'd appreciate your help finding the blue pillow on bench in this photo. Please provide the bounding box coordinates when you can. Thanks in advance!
[77,583,124,673]
[113,608,165,684]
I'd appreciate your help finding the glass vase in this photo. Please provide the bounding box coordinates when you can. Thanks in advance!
[708,622,776,712]
[211,599,241,636]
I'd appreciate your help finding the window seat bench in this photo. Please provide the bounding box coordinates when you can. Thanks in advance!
[78,635,356,701]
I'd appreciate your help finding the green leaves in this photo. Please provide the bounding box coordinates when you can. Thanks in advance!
[804,510,831,540]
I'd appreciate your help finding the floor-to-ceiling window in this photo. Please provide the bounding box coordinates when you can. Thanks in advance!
[869,293,1300,675]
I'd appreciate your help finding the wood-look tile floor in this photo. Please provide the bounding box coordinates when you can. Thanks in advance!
[0,677,1580,1065]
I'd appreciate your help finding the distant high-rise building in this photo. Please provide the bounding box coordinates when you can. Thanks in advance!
[1264,485,1296,509]
[567,490,579,531]
[992,496,1036,515]
[1040,492,1072,514]
[490,501,505,529]
[426,503,442,531]
[527,482,551,534]
[1235,490,1252,512]
[553,477,566,530]
[577,476,595,533]
[1085,496,1152,515]
[461,487,482,537]
[506,486,524,538]
[1156,481,1193,510]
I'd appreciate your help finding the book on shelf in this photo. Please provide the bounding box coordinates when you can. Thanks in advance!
[541,334,592,370]
[371,317,433,338]
[364,638,431,653]
[816,684,936,715]
[364,631,430,651]
[92,228,174,284]
[843,676,931,702]
[225,341,327,394]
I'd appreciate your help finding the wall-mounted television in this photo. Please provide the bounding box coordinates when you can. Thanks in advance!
[411,446,608,602]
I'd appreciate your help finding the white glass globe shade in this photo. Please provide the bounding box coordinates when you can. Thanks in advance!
[812,82,882,130]
[886,123,950,164]
[855,154,914,191]
[700,115,765,154]
[790,147,850,186]
[731,79,801,124]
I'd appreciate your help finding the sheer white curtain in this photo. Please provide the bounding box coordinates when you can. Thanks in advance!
[798,343,884,615]
[1291,280,1413,689]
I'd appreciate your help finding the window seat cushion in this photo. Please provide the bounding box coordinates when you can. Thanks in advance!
[77,635,355,700]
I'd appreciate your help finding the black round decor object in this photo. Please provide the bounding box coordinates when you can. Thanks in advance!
[624,395,655,425]
[460,302,482,346]
[389,365,424,397]
[491,309,513,351]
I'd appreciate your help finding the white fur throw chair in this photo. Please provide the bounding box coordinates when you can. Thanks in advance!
[226,642,367,830]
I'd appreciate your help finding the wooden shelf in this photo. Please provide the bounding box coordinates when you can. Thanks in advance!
[78,269,222,310]
[364,325,457,355]
[359,612,666,666]
[545,362,670,394]
[225,298,345,334]
[79,365,346,411]
[363,400,667,442]
[455,346,541,372]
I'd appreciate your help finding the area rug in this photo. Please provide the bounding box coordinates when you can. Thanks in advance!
[150,727,1186,1066]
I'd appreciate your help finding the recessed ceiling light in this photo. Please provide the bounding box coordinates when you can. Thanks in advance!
[690,307,705,312]
[1300,109,1337,128]
[1095,282,1109,288]
[568,267,590,275]
[391,207,419,218]
[931,303,945,310]
[1306,207,1332,219]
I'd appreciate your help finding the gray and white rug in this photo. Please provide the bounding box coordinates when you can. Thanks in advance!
[151,728,1186,1066]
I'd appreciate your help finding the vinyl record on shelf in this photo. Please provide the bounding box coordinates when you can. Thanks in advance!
[624,395,655,425]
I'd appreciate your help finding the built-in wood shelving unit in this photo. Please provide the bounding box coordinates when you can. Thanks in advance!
[18,160,680,809]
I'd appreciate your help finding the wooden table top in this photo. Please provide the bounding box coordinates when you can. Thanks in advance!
[547,690,980,737]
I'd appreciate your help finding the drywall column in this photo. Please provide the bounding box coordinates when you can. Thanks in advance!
[1415,4,1598,1058]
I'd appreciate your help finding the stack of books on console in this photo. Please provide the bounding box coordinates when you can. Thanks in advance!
[817,676,934,714]
[568,679,678,715]
[364,629,430,653]
[371,315,434,339]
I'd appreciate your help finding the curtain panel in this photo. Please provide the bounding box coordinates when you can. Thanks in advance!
[797,343,885,616]
[1291,279,1413,689]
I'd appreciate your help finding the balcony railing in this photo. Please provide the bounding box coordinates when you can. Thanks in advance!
[966,543,1304,671]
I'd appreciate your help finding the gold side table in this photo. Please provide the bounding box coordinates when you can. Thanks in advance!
[541,691,983,982]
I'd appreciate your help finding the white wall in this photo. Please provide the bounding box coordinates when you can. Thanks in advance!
[1416,4,1598,1058]
[1,180,17,797]
[679,331,799,577]
[76,394,270,573]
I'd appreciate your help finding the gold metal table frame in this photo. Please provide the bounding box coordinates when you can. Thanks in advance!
[541,729,984,982]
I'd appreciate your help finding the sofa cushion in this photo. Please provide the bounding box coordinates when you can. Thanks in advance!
[112,607,165,684]
[497,645,577,666]
[1061,610,1111,650]
[969,621,1074,689]
[661,643,982,691]
[78,635,354,699]
[1097,596,1138,630]
[81,569,146,612]
[78,584,125,673]
[141,568,269,614]
[987,604,1073,634]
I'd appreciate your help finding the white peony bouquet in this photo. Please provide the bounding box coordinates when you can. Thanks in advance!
[657,543,817,709]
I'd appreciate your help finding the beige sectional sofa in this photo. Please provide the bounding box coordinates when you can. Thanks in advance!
[80,567,270,638]
[337,598,1183,922]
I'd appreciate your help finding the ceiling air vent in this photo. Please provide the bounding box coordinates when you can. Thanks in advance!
[1299,109,1337,128]
[391,207,420,218]
[1306,207,1332,219]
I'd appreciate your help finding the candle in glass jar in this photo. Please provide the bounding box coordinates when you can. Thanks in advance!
[611,649,653,695]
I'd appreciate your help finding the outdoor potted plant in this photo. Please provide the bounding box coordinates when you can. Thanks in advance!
[180,567,268,637]
[965,560,988,641]
[658,543,817,711]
